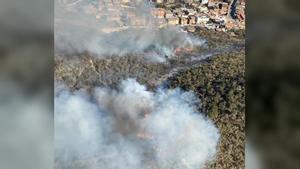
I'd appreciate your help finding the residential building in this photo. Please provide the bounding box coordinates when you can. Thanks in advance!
[167,17,180,25]
[189,15,197,25]
[151,8,166,18]
[180,16,189,25]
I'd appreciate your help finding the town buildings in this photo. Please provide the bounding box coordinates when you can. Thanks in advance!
[81,0,245,32]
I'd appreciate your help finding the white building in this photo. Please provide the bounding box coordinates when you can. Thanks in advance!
[201,0,208,5]
[199,6,209,12]
[196,14,210,24]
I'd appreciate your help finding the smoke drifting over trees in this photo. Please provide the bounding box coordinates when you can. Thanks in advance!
[55,0,205,62]
[55,1,220,169]
[55,79,219,169]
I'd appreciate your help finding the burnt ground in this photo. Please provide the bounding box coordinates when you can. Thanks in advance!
[55,28,245,169]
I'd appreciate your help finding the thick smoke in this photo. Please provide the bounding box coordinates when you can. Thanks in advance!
[55,0,205,62]
[55,79,219,169]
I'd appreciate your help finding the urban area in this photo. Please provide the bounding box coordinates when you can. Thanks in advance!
[61,0,245,33]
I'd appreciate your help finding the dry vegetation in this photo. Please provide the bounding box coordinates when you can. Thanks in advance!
[55,54,171,90]
[55,28,245,169]
[168,51,245,169]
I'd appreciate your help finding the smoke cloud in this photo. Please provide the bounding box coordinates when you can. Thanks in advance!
[55,0,205,62]
[55,79,219,169]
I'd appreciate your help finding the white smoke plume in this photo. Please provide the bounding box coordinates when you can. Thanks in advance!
[55,79,219,169]
[55,0,205,62]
